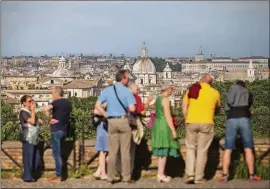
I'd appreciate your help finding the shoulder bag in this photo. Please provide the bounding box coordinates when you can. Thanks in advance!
[113,85,137,129]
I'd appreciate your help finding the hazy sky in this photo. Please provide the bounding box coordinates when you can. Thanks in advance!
[1,1,269,57]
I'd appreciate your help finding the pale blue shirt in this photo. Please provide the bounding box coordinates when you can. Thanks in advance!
[98,82,136,117]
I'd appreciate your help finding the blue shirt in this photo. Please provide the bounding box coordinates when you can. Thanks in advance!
[98,82,136,117]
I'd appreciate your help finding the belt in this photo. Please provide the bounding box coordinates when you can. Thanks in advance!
[107,116,127,119]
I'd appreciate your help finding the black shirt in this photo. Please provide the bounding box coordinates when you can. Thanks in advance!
[51,98,72,132]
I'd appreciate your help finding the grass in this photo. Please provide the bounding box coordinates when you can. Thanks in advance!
[235,160,270,180]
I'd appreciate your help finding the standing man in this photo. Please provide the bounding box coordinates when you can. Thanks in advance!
[219,80,261,182]
[95,69,136,184]
[182,74,221,184]
[43,86,72,183]
[116,82,153,179]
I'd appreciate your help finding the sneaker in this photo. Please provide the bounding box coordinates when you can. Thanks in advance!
[219,175,228,183]
[48,177,62,183]
[185,176,195,184]
[249,175,261,182]
[194,179,206,184]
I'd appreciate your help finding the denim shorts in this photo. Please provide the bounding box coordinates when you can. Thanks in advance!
[225,117,254,149]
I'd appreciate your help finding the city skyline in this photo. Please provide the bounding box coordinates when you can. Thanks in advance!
[1,1,269,57]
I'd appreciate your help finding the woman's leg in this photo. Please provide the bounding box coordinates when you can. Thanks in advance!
[22,142,35,181]
[94,152,101,177]
[99,151,107,177]
[157,156,167,176]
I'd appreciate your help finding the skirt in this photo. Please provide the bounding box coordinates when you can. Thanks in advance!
[95,121,108,152]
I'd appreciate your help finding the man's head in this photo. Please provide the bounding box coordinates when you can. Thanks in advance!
[199,73,213,85]
[115,69,129,86]
[129,82,139,95]
[52,86,64,100]
[236,80,246,87]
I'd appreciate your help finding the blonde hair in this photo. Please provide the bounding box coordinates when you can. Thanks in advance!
[160,81,173,92]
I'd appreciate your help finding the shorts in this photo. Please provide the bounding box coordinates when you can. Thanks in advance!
[225,117,254,150]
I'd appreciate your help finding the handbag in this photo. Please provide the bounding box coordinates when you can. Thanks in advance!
[132,118,144,145]
[148,112,155,129]
[91,114,105,129]
[113,85,137,128]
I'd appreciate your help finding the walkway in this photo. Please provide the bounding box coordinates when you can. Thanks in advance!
[2,178,269,188]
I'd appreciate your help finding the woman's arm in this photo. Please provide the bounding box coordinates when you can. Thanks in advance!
[38,118,43,125]
[162,97,176,134]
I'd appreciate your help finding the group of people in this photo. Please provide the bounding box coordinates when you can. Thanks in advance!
[19,69,261,184]
[19,86,71,183]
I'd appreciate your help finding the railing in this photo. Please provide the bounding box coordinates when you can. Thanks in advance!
[1,113,269,171]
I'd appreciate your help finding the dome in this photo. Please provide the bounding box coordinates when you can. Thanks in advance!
[132,41,156,74]
[132,58,156,73]
[52,68,73,77]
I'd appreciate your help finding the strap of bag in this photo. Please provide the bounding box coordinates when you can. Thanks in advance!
[113,85,128,113]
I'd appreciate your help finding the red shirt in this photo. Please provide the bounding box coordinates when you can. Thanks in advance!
[134,94,144,114]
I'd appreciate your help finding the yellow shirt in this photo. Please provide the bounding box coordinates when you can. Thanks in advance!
[183,83,221,125]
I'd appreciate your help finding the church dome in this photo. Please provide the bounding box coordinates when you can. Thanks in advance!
[132,41,156,74]
[52,69,73,77]
[133,58,156,73]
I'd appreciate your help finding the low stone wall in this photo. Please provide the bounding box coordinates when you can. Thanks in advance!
[1,138,269,178]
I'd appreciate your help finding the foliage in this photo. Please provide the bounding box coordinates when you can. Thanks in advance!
[68,164,94,179]
[235,160,270,180]
[1,80,269,141]
[1,171,8,179]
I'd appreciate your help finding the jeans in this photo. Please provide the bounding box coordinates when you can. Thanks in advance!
[22,141,40,181]
[51,131,65,177]
[225,117,254,149]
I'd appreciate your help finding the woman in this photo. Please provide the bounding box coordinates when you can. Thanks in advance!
[93,103,108,180]
[151,81,180,183]
[19,95,43,182]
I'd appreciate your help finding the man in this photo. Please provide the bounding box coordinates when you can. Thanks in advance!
[43,86,72,182]
[182,74,221,184]
[219,80,261,182]
[116,82,153,179]
[95,69,136,184]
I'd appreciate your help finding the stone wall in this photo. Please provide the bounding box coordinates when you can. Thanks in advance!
[1,138,269,178]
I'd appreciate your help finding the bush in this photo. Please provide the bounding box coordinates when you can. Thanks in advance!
[1,80,269,141]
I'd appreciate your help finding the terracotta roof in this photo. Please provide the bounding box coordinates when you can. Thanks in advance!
[5,98,19,104]
[63,80,97,89]
[39,77,64,84]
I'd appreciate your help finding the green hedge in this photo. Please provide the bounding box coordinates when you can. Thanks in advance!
[1,80,269,141]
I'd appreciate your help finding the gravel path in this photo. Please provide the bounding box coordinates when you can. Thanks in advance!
[1,178,269,188]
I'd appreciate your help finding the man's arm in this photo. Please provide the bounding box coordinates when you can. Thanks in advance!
[42,104,53,119]
[226,87,235,107]
[141,96,153,115]
[182,91,189,120]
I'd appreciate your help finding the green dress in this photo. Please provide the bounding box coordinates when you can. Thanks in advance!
[151,96,180,157]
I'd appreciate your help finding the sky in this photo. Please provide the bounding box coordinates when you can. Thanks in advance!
[1,1,269,57]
